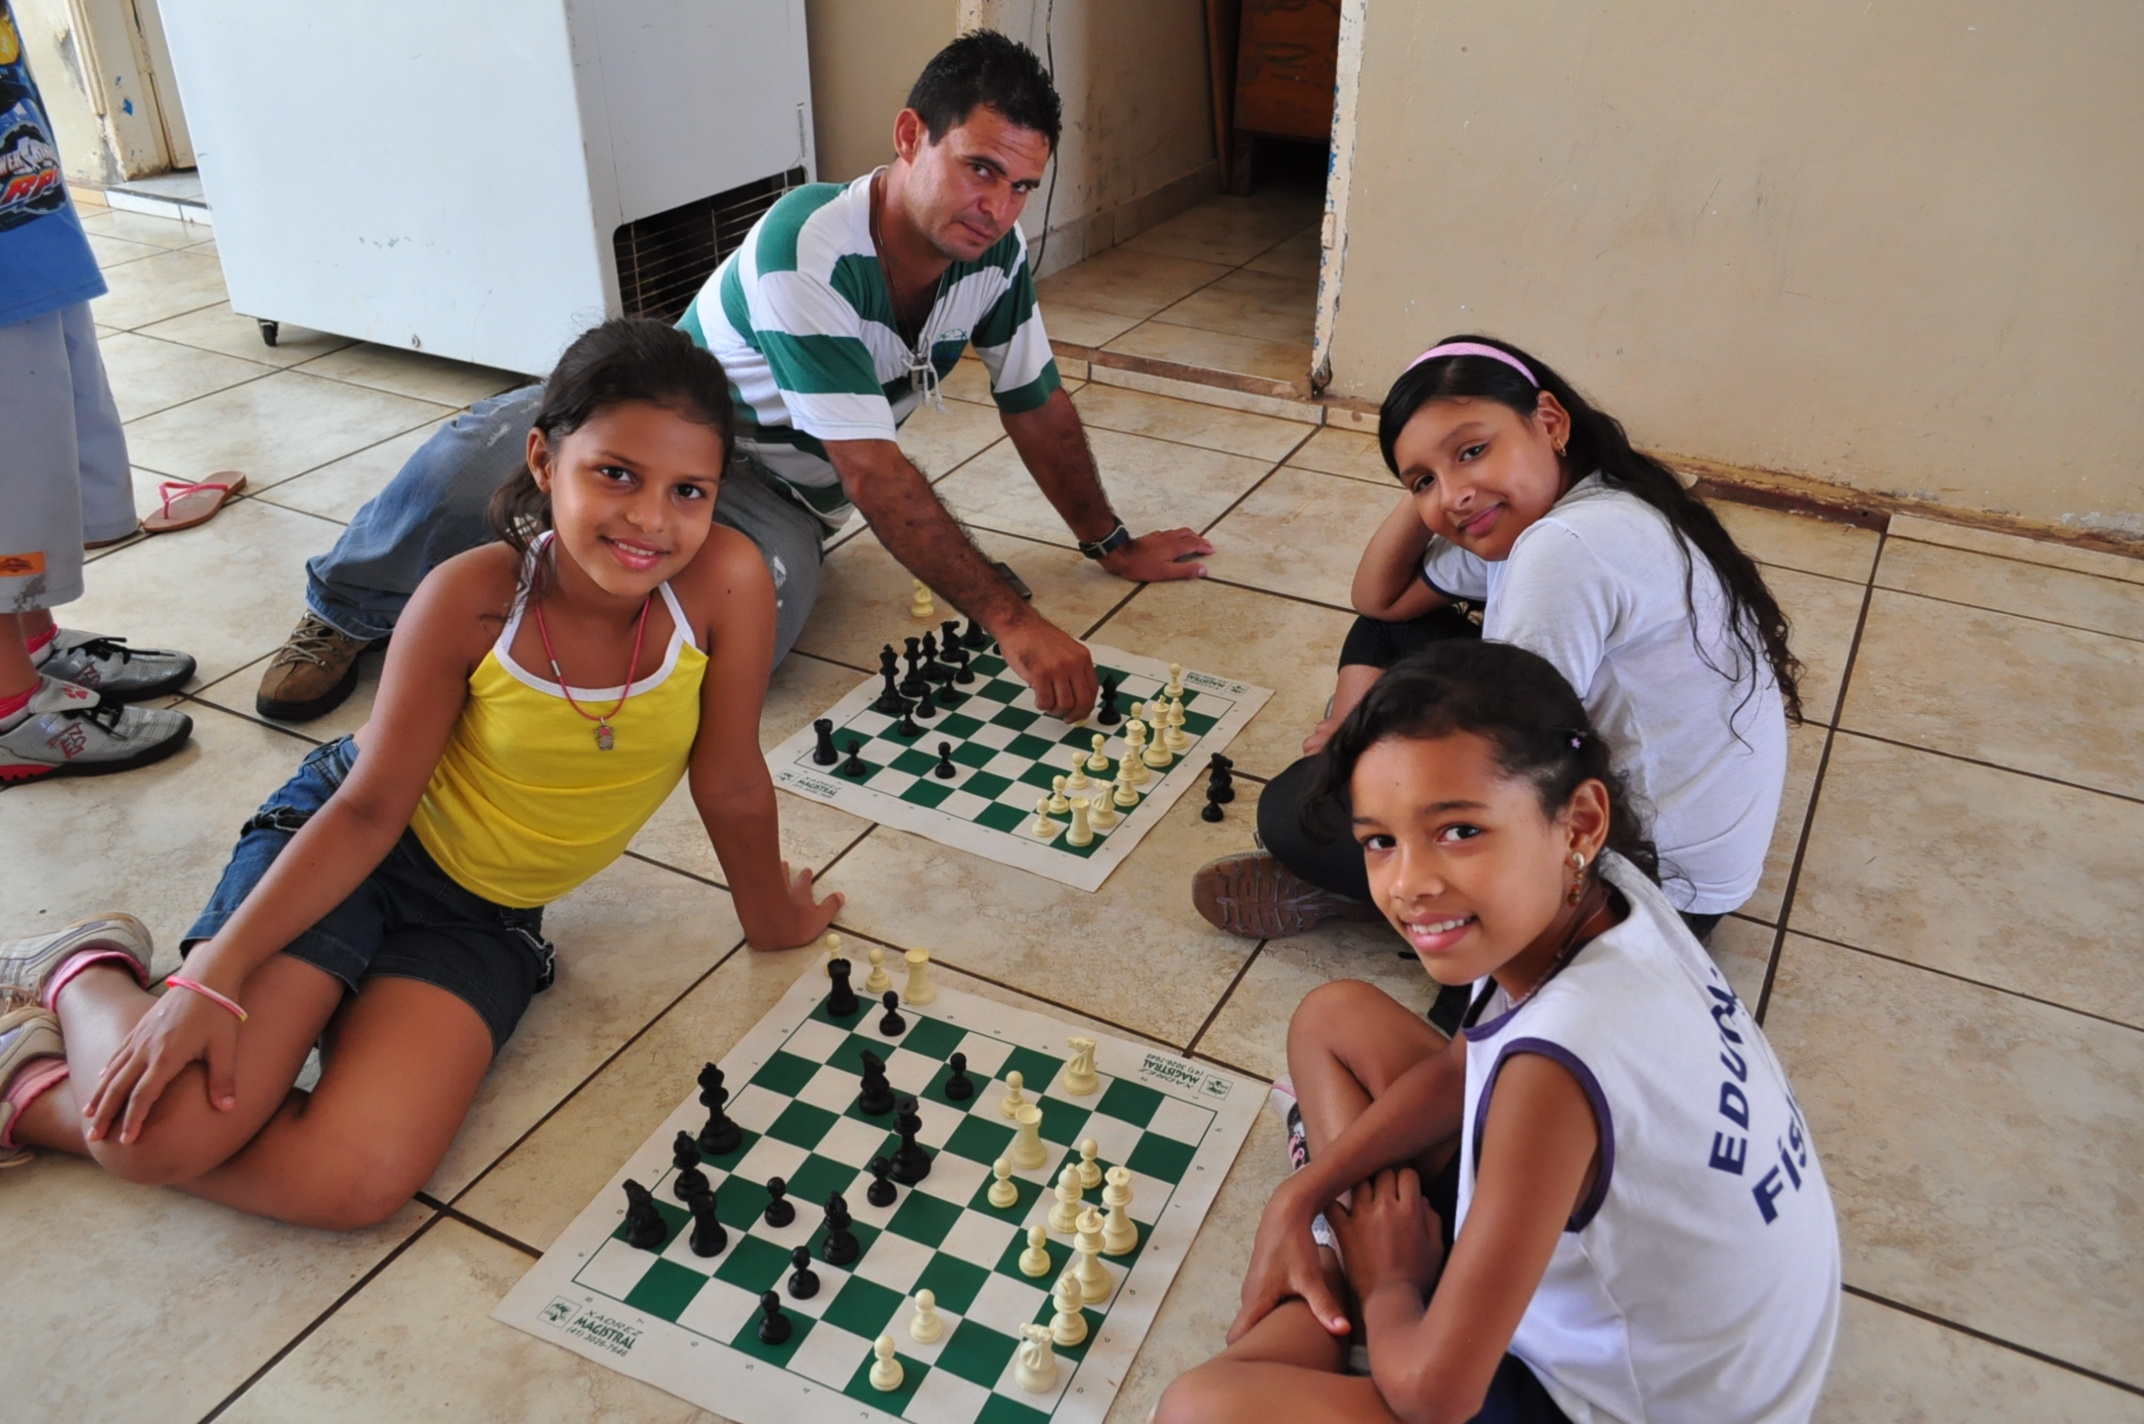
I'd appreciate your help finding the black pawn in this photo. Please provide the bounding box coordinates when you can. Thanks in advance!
[895,707,922,739]
[786,1244,820,1299]
[1096,672,1122,725]
[763,1175,796,1228]
[840,738,868,778]
[866,1155,898,1207]
[622,1179,668,1250]
[670,1131,710,1201]
[688,1188,728,1257]
[944,1050,974,1101]
[756,1289,793,1345]
[961,616,990,650]
[826,958,860,1017]
[822,1193,860,1266]
[857,1048,895,1115]
[877,989,906,1037]
[810,717,838,766]
[933,741,957,780]
[913,682,938,720]
[697,1063,742,1156]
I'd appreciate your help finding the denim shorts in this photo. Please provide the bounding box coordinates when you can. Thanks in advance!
[184,736,555,1052]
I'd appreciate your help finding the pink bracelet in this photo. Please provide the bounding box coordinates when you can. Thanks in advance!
[165,976,248,1023]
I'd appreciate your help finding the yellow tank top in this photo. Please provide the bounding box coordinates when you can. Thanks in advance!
[410,549,707,908]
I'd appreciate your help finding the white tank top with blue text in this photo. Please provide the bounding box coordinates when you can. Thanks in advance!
[1457,853,1840,1424]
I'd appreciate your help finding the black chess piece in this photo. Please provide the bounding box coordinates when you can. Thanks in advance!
[670,1130,710,1201]
[697,1063,742,1156]
[939,620,962,659]
[826,958,860,1018]
[856,1048,895,1115]
[961,616,990,650]
[877,989,906,1037]
[890,1096,932,1185]
[1206,752,1236,804]
[786,1244,820,1299]
[821,1193,860,1266]
[944,1050,974,1101]
[840,738,869,778]
[895,707,922,739]
[1096,671,1122,725]
[951,645,976,686]
[913,682,938,720]
[687,1187,728,1257]
[810,717,839,766]
[622,1179,668,1250]
[756,1289,793,1345]
[866,1155,898,1207]
[763,1175,796,1228]
[899,637,927,696]
[1200,797,1225,822]
[920,630,939,667]
[873,646,909,716]
[933,741,958,780]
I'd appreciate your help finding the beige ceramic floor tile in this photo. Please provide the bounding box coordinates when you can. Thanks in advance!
[1040,299,1143,348]
[1242,227,1323,280]
[1764,935,2144,1384]
[1712,502,1881,584]
[1071,383,1311,463]
[215,1218,718,1424]
[937,356,995,405]
[1087,578,1356,780]
[1842,589,2144,796]
[84,231,162,269]
[896,393,1008,478]
[1120,196,1320,269]
[64,496,341,687]
[1287,425,1392,485]
[1816,1293,2144,1424]
[1204,465,1389,609]
[426,855,746,1198]
[78,204,212,249]
[1105,320,1309,387]
[1889,513,2144,588]
[124,367,453,489]
[818,783,1260,1049]
[255,418,448,523]
[135,299,357,367]
[1875,538,2144,644]
[1771,567,1866,726]
[1790,732,2144,1027]
[89,246,228,330]
[97,329,273,422]
[937,427,1275,550]
[1035,246,1231,321]
[0,1155,428,1424]
[1198,928,1431,1082]
[1708,915,1778,1009]
[297,342,527,407]
[1741,720,1828,925]
[1152,268,1317,348]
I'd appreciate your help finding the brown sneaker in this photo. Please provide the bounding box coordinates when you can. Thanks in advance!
[255,613,373,721]
[1191,850,1385,939]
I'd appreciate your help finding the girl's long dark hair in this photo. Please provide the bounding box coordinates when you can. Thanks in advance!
[1378,334,1802,723]
[1304,641,1661,885]
[489,317,736,605]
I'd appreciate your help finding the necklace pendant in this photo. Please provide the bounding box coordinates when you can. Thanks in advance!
[594,723,615,752]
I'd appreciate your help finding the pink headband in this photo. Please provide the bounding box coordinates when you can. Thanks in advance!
[1406,341,1537,387]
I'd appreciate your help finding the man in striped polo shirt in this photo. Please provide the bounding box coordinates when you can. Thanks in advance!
[254,32,1212,724]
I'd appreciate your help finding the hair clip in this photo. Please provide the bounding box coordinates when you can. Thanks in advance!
[1569,735,1584,749]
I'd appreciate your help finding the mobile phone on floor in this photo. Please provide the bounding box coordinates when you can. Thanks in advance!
[993,561,1033,601]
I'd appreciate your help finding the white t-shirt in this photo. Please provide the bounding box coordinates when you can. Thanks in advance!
[1457,853,1840,1424]
[1420,476,1786,913]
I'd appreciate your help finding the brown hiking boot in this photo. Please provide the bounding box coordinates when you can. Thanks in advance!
[1191,850,1385,939]
[255,613,373,721]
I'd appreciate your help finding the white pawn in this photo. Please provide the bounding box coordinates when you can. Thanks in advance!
[864,944,892,994]
[870,1333,904,1391]
[1049,1163,1085,1233]
[1029,795,1061,840]
[1087,786,1120,830]
[1018,1223,1053,1277]
[909,1288,944,1344]
[1086,733,1111,772]
[910,578,934,620]
[1073,1205,1111,1303]
[1000,1069,1027,1119]
[1164,698,1189,752]
[1050,1269,1088,1346]
[1102,1165,1138,1256]
[1065,794,1094,848]
[1048,774,1071,815]
[1166,662,1185,699]
[903,946,936,1005]
[1112,758,1140,808]
[822,930,843,977]
[988,1156,1020,1209]
[1011,1103,1048,1169]
[1062,1037,1098,1095]
[1076,1137,1103,1190]
[1015,1323,1058,1393]
[1065,757,1091,794]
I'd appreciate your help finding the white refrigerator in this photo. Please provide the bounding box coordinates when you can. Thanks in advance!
[158,0,814,374]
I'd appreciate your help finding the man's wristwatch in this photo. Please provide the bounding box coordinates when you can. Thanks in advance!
[1078,523,1132,561]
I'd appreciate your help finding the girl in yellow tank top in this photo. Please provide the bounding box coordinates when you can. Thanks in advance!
[6,320,841,1227]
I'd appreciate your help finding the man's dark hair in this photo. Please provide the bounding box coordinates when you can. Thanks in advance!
[906,30,1061,150]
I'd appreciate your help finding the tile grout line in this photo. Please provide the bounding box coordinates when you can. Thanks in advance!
[414,1194,544,1259]
[1867,582,2144,647]
[1777,927,2144,1037]
[1837,1283,2144,1399]
[1825,727,2144,810]
[1182,938,1271,1059]
[1199,573,1353,617]
[1886,531,2144,590]
[1194,424,1325,540]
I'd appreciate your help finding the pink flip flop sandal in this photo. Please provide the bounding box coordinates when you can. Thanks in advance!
[140,472,248,534]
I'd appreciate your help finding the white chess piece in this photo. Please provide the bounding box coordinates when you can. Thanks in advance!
[1011,1103,1048,1169]
[1065,757,1091,794]
[1050,1270,1089,1346]
[1166,662,1185,699]
[864,944,891,994]
[1049,1164,1085,1233]
[822,931,843,977]
[1062,1037,1098,1095]
[1121,723,1151,785]
[1141,717,1174,768]
[1087,786,1120,830]
[909,1288,945,1344]
[1018,1223,1054,1277]
[1086,733,1111,772]
[1048,774,1071,815]
[909,578,934,620]
[1076,1137,1103,1190]
[1000,1069,1027,1119]
[1164,698,1189,752]
[988,1156,1020,1209]
[1065,795,1094,847]
[1014,1323,1059,1393]
[903,947,936,1005]
[870,1333,904,1390]
[1029,795,1061,840]
[1102,1165,1138,1256]
[1073,1206,1111,1303]
[1112,759,1140,808]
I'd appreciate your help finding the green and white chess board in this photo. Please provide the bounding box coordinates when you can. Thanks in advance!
[764,641,1270,892]
[496,968,1262,1424]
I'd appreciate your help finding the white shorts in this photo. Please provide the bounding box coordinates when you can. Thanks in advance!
[0,301,134,612]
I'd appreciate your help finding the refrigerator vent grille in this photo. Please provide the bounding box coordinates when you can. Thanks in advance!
[612,167,808,322]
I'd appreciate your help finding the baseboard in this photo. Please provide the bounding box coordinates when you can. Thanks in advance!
[1029,161,1220,279]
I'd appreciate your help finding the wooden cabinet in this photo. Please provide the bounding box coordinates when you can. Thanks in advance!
[1226,0,1339,191]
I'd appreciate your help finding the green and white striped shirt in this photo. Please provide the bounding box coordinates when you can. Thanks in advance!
[678,170,1061,528]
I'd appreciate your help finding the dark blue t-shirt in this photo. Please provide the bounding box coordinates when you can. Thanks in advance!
[0,2,106,327]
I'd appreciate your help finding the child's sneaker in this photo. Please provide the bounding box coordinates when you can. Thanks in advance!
[0,1006,65,1167]
[0,912,153,1008]
[0,677,192,784]
[36,629,196,702]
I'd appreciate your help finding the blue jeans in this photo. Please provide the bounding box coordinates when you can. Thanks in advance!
[305,383,824,662]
